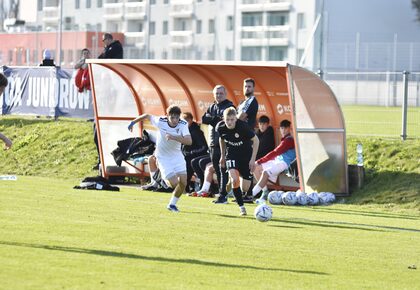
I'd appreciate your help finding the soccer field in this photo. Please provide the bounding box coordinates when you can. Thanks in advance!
[342,105,420,138]
[1,176,419,289]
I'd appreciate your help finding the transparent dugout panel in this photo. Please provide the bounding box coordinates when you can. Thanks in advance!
[91,64,139,118]
[98,120,144,175]
[289,65,348,193]
[297,132,347,193]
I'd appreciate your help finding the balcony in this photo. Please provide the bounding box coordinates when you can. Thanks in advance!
[125,2,146,20]
[170,31,193,48]
[241,25,289,46]
[125,32,146,48]
[45,0,59,7]
[42,7,59,23]
[104,2,124,20]
[169,3,194,18]
[240,0,291,12]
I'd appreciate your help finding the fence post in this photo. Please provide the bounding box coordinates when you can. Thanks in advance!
[401,71,409,140]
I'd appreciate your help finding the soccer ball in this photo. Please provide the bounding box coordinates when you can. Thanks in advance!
[268,191,283,205]
[318,192,336,205]
[254,204,273,222]
[282,191,297,205]
[306,192,319,205]
[296,192,308,205]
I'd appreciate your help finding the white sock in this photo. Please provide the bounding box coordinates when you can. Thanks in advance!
[170,196,179,205]
[252,185,262,197]
[201,181,211,192]
[150,171,157,182]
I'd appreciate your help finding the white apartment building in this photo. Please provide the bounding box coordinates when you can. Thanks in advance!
[26,0,312,66]
[11,0,420,71]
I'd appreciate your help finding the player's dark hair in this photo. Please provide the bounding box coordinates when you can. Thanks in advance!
[0,73,8,88]
[243,78,255,87]
[182,112,193,120]
[280,119,291,128]
[167,105,181,116]
[103,33,113,40]
[258,115,270,124]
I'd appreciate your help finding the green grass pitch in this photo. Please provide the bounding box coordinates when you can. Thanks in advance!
[1,176,419,289]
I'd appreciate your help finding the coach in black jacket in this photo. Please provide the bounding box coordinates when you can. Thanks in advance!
[202,85,235,201]
[98,33,123,59]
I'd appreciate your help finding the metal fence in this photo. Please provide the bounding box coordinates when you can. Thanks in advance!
[323,71,420,139]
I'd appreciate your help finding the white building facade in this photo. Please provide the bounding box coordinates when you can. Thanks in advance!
[12,0,420,72]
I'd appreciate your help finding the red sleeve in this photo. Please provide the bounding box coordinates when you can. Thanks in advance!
[256,137,294,164]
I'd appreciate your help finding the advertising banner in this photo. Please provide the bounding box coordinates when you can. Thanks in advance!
[1,66,94,119]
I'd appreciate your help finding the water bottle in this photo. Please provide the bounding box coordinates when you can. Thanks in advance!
[356,143,363,167]
[133,156,146,166]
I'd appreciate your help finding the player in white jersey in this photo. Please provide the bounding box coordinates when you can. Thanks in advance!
[128,105,192,212]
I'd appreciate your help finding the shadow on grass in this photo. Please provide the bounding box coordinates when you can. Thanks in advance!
[285,206,420,221]
[271,218,420,233]
[268,225,302,229]
[0,241,328,276]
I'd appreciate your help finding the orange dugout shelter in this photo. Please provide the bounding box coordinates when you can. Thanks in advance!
[86,60,348,195]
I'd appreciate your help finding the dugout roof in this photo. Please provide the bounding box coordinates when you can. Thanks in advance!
[87,59,348,194]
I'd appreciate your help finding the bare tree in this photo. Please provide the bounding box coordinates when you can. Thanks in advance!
[413,0,420,22]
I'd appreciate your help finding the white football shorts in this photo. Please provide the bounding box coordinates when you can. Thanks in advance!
[157,155,187,180]
[261,159,289,182]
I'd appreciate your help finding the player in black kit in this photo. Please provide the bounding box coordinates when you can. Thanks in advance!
[216,107,259,216]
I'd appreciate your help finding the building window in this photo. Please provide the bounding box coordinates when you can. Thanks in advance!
[97,23,102,31]
[207,50,215,60]
[174,19,187,31]
[297,13,306,29]
[226,16,233,31]
[225,48,233,60]
[162,51,168,59]
[38,0,43,11]
[150,0,156,4]
[195,50,202,59]
[268,46,287,61]
[173,49,185,60]
[164,0,169,4]
[97,0,103,8]
[268,12,288,26]
[208,19,215,34]
[86,0,91,9]
[242,12,262,26]
[241,46,262,61]
[196,20,202,34]
[149,51,155,59]
[163,21,168,35]
[149,22,155,35]
[75,0,80,9]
